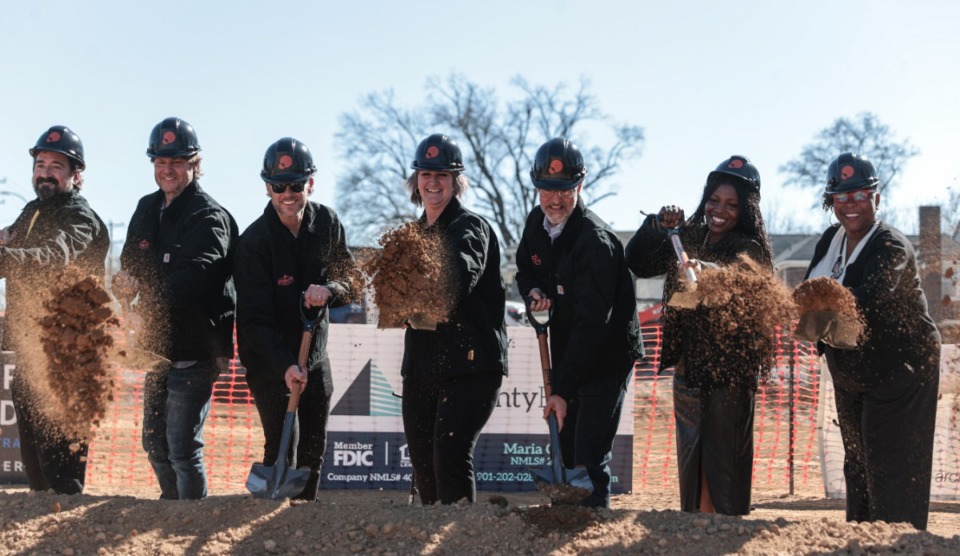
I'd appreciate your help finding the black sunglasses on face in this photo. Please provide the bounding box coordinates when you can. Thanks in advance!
[271,181,306,194]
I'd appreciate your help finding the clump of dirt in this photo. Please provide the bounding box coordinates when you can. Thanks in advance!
[34,266,120,439]
[692,255,797,384]
[792,276,859,317]
[362,222,456,328]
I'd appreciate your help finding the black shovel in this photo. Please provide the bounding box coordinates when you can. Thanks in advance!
[246,295,326,499]
[525,297,593,504]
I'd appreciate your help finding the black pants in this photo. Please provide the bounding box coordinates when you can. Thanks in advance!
[558,370,630,507]
[674,372,755,515]
[245,371,331,477]
[832,362,939,530]
[11,377,87,495]
[402,372,502,505]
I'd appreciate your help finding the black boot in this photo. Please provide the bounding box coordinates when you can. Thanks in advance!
[293,470,320,501]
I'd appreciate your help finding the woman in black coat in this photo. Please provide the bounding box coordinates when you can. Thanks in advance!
[801,153,940,530]
[399,134,508,505]
[626,155,773,515]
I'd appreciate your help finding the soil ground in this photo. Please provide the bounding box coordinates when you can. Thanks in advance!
[2,485,958,555]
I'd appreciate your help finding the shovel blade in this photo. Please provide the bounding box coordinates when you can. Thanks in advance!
[246,462,311,500]
[532,413,594,504]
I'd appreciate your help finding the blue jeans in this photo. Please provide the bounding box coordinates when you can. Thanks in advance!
[142,361,220,499]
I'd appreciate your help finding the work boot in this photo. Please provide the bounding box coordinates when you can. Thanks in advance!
[293,470,320,501]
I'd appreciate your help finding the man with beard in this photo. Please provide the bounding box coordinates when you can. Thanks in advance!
[113,117,238,500]
[0,125,109,494]
[515,137,642,508]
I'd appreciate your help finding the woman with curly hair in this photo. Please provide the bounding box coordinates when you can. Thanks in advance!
[625,155,773,515]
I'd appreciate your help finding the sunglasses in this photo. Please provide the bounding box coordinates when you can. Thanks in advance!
[270,181,307,194]
[831,189,873,203]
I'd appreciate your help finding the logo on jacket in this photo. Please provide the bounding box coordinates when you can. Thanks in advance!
[530,254,542,266]
[727,158,744,169]
[161,131,177,145]
[46,131,62,143]
[425,146,440,159]
[548,159,564,174]
[840,165,855,181]
[138,239,151,250]
[277,275,294,286]
[278,155,293,170]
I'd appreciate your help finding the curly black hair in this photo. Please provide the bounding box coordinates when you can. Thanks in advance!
[686,176,774,263]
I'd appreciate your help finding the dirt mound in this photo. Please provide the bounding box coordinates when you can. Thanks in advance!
[34,267,120,439]
[362,222,456,328]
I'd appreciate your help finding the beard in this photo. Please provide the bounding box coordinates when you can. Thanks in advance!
[34,178,61,200]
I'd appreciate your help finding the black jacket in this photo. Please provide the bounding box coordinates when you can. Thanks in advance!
[515,201,642,401]
[626,215,769,390]
[234,201,354,394]
[400,198,508,380]
[119,182,238,361]
[804,222,940,386]
[1,190,109,350]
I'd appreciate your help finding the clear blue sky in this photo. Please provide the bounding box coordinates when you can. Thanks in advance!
[1,1,957,243]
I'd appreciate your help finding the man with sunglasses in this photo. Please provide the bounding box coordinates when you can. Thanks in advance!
[515,137,643,508]
[802,152,940,529]
[114,117,238,500]
[234,137,356,500]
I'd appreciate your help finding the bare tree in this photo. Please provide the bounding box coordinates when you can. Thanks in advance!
[779,112,919,203]
[335,73,644,246]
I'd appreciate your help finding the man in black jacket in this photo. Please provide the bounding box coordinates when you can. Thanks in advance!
[234,138,355,500]
[114,117,238,500]
[1,125,109,494]
[515,137,643,508]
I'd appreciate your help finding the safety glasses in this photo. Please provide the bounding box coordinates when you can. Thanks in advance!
[538,188,577,199]
[831,189,873,203]
[270,181,307,194]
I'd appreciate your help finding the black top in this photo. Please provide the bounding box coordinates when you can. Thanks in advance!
[1,190,109,351]
[400,197,508,380]
[234,201,354,394]
[626,214,769,390]
[119,182,238,361]
[804,222,940,386]
[515,200,643,401]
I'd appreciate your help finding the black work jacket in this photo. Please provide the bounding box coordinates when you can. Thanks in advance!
[234,201,354,394]
[804,222,940,387]
[515,201,642,401]
[0,190,109,351]
[119,182,238,361]
[626,215,770,390]
[400,198,508,380]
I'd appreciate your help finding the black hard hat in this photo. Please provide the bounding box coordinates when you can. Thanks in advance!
[410,134,464,172]
[707,155,760,193]
[825,152,879,194]
[261,137,316,184]
[29,125,85,170]
[530,137,586,190]
[146,117,201,159]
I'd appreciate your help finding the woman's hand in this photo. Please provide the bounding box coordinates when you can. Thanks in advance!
[657,205,685,229]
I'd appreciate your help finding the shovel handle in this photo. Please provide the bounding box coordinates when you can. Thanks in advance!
[286,294,328,413]
[525,295,555,399]
[668,230,698,283]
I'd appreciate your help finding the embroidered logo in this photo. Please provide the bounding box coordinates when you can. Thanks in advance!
[548,159,564,174]
[138,239,151,250]
[161,131,177,145]
[531,254,542,266]
[727,158,744,169]
[425,146,440,159]
[278,155,294,170]
[277,275,294,286]
[840,165,855,181]
[46,131,62,143]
